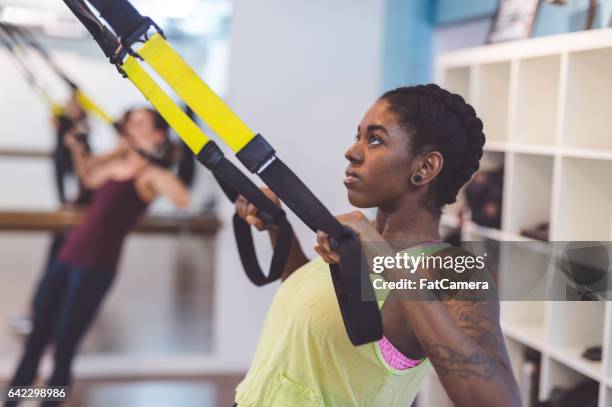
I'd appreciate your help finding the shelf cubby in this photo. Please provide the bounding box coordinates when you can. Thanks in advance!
[475,62,511,142]
[505,153,553,237]
[564,47,612,151]
[547,301,605,381]
[515,55,561,146]
[555,157,612,240]
[501,303,547,352]
[498,245,549,350]
[504,337,541,390]
[499,241,551,301]
[443,66,471,102]
[460,151,505,240]
[540,357,600,403]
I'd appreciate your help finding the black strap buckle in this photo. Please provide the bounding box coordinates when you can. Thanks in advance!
[123,16,165,47]
[110,17,165,75]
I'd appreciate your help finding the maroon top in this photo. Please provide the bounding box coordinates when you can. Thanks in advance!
[59,178,149,272]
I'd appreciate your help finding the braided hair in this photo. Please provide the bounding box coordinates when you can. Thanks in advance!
[380,84,485,212]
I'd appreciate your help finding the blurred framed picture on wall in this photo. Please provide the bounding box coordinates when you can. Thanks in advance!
[487,0,543,43]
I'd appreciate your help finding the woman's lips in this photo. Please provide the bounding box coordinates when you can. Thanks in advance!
[343,170,360,185]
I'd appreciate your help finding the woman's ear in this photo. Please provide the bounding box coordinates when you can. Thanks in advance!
[411,151,443,186]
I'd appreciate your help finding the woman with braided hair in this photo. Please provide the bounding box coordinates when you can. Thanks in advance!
[232,84,520,406]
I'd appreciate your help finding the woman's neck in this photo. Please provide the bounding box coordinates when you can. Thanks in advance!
[126,150,149,168]
[111,151,149,179]
[375,199,441,247]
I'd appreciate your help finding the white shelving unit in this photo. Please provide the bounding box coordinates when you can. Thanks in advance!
[427,28,612,407]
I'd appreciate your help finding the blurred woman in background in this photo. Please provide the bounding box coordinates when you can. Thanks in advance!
[5,108,190,407]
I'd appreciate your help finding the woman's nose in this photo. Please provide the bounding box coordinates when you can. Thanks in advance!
[344,142,363,163]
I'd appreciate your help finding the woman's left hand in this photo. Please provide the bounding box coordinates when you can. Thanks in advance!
[315,211,379,264]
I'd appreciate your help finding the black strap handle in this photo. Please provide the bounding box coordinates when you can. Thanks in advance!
[233,213,293,286]
[198,142,292,286]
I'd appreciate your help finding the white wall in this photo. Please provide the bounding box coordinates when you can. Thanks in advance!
[213,0,386,368]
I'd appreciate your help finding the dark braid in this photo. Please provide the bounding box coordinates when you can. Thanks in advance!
[381,84,485,211]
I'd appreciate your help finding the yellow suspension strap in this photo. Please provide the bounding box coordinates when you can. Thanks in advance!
[72,90,113,125]
[64,0,383,346]
[0,22,63,116]
[121,56,208,153]
[136,34,256,153]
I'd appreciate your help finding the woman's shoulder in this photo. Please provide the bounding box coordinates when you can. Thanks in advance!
[138,163,164,177]
[285,256,330,282]
[133,166,162,202]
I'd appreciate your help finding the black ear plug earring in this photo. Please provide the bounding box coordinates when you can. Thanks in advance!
[412,174,423,184]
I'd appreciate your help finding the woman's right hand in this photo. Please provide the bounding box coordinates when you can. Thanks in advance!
[64,132,84,153]
[235,187,281,231]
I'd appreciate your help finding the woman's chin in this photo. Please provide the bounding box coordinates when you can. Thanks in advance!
[346,189,375,208]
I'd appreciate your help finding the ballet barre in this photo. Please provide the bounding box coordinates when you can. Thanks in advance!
[0,209,220,235]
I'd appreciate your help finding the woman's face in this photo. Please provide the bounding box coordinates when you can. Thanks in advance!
[65,95,85,121]
[125,109,165,152]
[343,99,415,208]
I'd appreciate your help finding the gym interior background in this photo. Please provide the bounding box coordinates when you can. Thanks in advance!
[1,0,611,405]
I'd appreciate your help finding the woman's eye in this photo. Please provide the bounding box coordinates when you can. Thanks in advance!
[368,135,381,145]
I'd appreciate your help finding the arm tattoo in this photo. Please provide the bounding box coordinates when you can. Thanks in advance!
[423,342,499,379]
[418,248,511,380]
[424,300,509,380]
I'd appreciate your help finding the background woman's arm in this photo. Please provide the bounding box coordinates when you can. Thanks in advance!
[85,137,129,168]
[139,167,190,208]
[65,132,116,188]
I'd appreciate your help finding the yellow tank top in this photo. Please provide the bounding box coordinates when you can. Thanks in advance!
[235,242,449,406]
